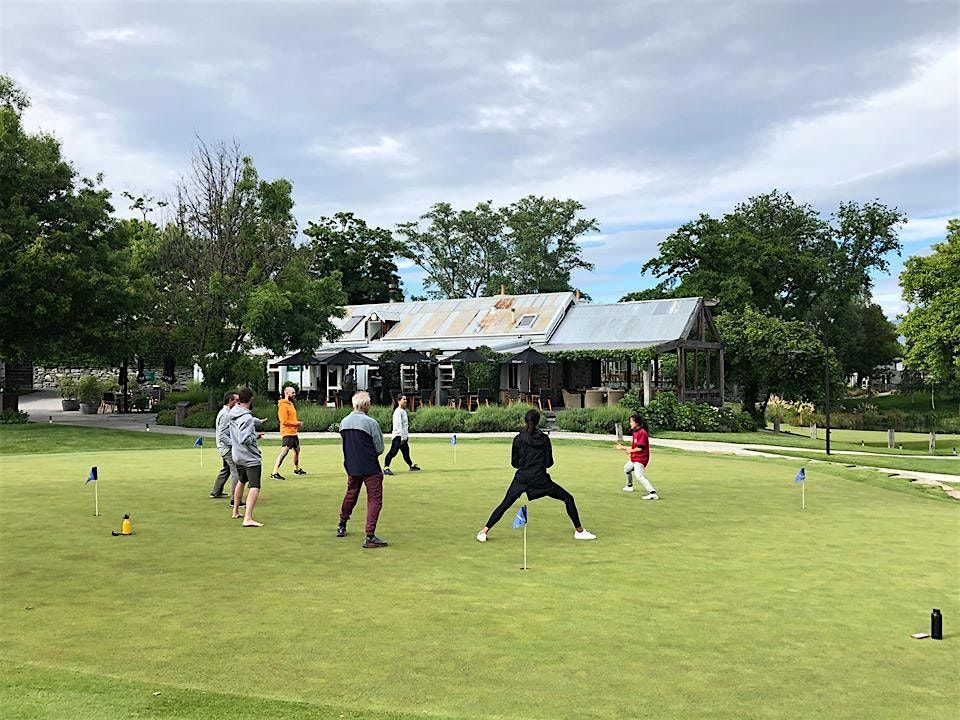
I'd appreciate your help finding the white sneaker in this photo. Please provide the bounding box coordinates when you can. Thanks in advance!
[573,529,597,540]
[642,492,659,500]
[476,531,487,542]
[622,485,635,492]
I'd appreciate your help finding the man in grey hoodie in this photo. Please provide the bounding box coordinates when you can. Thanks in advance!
[229,387,265,527]
[210,390,239,499]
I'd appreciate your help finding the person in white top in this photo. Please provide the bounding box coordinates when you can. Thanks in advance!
[383,395,421,475]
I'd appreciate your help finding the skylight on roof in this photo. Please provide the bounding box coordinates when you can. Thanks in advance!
[516,313,538,329]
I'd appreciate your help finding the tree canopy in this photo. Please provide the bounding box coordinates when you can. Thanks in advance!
[899,218,960,401]
[303,212,404,305]
[134,140,346,391]
[397,196,597,299]
[0,75,140,368]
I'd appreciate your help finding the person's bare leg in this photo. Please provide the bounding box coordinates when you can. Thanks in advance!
[292,446,300,470]
[272,447,289,473]
[243,487,262,526]
[232,482,244,518]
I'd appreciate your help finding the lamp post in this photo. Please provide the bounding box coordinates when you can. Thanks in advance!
[822,339,831,456]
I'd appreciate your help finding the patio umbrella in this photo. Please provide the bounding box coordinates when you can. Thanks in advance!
[389,348,436,365]
[274,350,323,390]
[318,349,377,399]
[445,347,490,393]
[504,347,555,394]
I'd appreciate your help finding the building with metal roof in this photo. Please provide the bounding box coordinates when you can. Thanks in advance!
[268,292,724,407]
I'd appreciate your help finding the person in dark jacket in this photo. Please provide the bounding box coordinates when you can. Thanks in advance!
[336,391,389,548]
[477,408,596,542]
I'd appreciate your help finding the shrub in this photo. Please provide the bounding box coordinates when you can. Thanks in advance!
[294,404,349,432]
[0,409,29,424]
[408,407,469,433]
[281,380,299,393]
[464,404,540,433]
[76,375,103,405]
[57,376,78,399]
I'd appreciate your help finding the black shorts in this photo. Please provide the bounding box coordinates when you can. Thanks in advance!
[236,464,262,490]
[281,435,300,450]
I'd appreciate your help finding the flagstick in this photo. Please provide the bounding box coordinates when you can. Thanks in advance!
[453,444,457,465]
[522,523,527,571]
[200,444,204,469]
[94,481,99,517]
[802,482,805,511]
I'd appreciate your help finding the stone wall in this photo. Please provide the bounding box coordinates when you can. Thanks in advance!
[34,366,194,390]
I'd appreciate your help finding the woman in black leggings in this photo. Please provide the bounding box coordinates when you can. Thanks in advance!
[477,408,596,542]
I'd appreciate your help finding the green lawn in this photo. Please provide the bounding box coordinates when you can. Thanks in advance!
[837,391,960,414]
[1,430,957,719]
[736,425,960,456]
[765,449,960,479]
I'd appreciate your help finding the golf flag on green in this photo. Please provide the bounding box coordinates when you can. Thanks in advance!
[86,466,99,516]
[795,467,806,510]
[512,505,527,528]
[513,505,528,570]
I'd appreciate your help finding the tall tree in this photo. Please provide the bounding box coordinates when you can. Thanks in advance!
[136,140,345,392]
[899,219,960,407]
[397,196,596,299]
[498,196,597,295]
[303,212,404,304]
[0,75,139,371]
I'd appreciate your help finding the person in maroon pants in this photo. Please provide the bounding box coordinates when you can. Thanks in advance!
[336,391,389,548]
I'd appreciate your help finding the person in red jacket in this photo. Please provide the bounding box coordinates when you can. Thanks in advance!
[615,413,659,499]
[270,386,305,480]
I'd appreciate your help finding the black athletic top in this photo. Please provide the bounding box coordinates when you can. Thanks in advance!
[511,429,554,491]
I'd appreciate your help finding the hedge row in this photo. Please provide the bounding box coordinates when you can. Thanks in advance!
[156,394,757,435]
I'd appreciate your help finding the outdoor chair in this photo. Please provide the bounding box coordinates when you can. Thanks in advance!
[561,389,581,409]
[99,392,117,413]
[419,388,433,408]
[537,387,553,412]
[447,388,461,409]
[505,388,520,404]
[305,389,320,403]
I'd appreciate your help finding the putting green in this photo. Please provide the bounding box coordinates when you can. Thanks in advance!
[1,434,957,720]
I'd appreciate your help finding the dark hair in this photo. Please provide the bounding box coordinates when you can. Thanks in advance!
[238,387,254,404]
[630,412,647,431]
[522,408,540,443]
[223,390,238,405]
[392,394,402,409]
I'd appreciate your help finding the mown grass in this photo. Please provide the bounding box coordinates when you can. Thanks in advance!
[757,448,960,479]
[0,430,957,719]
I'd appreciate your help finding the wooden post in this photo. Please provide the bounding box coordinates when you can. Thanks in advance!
[642,363,652,406]
[929,431,936,453]
[693,349,699,400]
[718,347,725,404]
[677,347,686,402]
[810,423,817,440]
[887,428,895,449]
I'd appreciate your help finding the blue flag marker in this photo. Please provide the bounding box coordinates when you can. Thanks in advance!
[194,436,203,447]
[512,505,527,529]
[795,467,805,483]
[450,434,457,446]
[87,466,100,516]
[795,467,806,510]
[86,466,98,484]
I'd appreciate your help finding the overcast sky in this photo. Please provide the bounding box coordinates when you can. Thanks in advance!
[3,0,958,318]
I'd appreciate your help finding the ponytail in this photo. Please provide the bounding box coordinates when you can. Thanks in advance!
[523,408,540,444]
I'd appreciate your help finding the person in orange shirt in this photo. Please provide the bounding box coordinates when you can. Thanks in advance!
[270,385,305,480]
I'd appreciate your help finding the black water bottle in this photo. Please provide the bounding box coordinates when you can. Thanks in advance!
[931,608,942,640]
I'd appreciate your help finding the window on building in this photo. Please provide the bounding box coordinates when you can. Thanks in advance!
[515,313,538,329]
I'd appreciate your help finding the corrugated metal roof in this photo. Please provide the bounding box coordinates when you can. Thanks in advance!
[332,292,575,344]
[315,337,531,358]
[542,298,702,347]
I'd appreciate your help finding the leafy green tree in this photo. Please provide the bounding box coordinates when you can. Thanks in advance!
[0,75,140,370]
[136,140,345,395]
[498,196,597,295]
[836,301,902,387]
[899,219,960,408]
[303,212,404,304]
[398,196,596,298]
[716,308,837,416]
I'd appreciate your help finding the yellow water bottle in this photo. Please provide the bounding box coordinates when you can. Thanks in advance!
[121,514,132,536]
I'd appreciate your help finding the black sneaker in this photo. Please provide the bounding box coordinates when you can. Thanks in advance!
[362,535,388,549]
[293,468,307,475]
[269,472,285,480]
[383,467,394,475]
[209,492,227,499]
[409,465,421,472]
[336,524,347,538]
